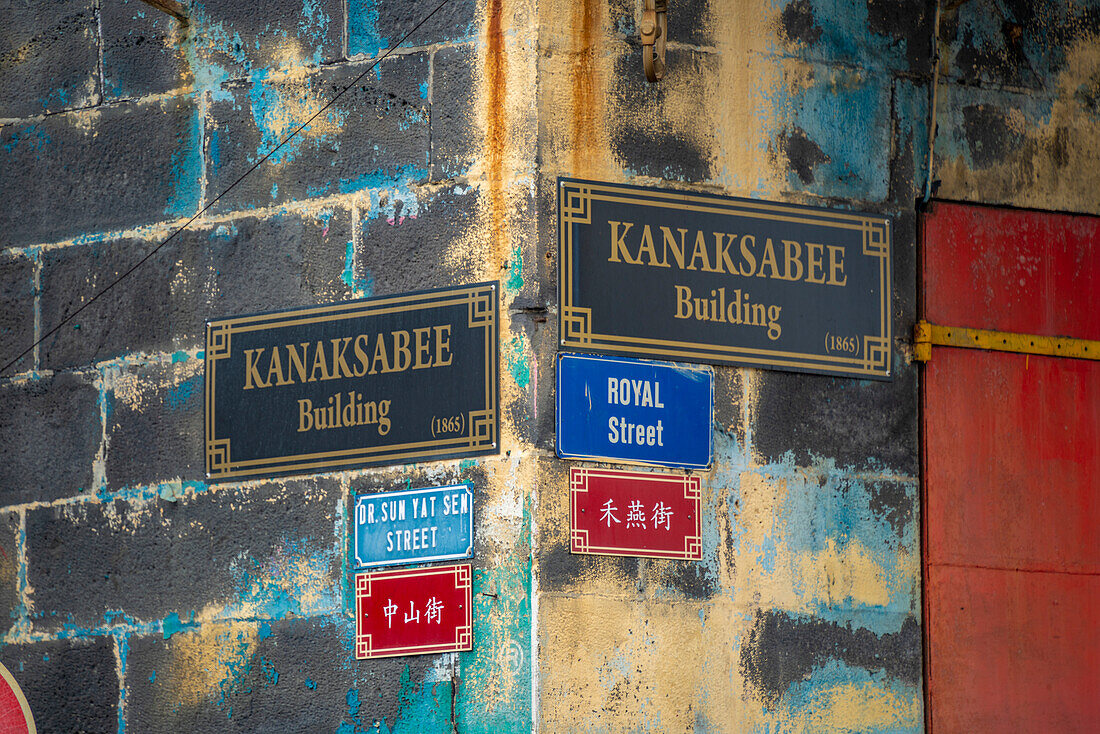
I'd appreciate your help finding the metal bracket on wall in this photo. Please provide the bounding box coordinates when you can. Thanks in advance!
[913,320,1099,362]
[138,0,189,24]
[640,0,667,82]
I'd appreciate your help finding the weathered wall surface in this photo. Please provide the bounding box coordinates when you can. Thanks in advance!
[1,0,535,730]
[534,0,927,730]
[1,0,1097,731]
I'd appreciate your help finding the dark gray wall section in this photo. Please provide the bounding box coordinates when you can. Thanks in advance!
[0,372,100,505]
[25,478,341,632]
[0,96,202,248]
[431,44,477,180]
[205,54,430,214]
[39,210,351,370]
[742,609,922,705]
[0,0,100,118]
[101,0,192,101]
[126,617,443,733]
[0,636,119,733]
[105,360,205,490]
[0,253,34,375]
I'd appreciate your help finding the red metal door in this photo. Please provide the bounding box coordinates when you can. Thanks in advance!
[921,202,1100,733]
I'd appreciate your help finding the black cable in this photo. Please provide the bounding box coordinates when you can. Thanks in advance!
[1,0,452,376]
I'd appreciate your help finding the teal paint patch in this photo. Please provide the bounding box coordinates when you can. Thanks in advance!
[304,677,316,690]
[149,671,156,683]
[504,334,530,391]
[167,374,201,409]
[336,687,365,734]
[459,459,477,471]
[757,658,922,733]
[3,127,51,155]
[164,105,203,219]
[767,0,915,74]
[116,630,131,734]
[780,64,891,201]
[419,82,429,100]
[247,70,348,166]
[260,657,279,685]
[505,243,523,292]
[347,1,387,57]
[391,664,453,733]
[454,505,532,732]
[736,454,918,630]
[317,165,430,201]
[258,621,273,640]
[222,539,340,621]
[171,350,190,363]
[162,611,197,639]
[341,240,373,296]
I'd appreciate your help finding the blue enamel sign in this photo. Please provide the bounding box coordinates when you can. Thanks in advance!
[353,484,474,569]
[556,353,713,469]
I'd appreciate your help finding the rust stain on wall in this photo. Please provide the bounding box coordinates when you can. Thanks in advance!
[485,0,509,271]
[569,0,600,177]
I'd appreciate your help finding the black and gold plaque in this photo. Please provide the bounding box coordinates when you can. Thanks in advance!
[559,178,892,379]
[205,283,499,480]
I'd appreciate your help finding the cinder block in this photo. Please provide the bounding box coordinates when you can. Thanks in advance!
[101,0,192,101]
[190,0,344,81]
[0,372,100,505]
[0,253,34,375]
[0,511,20,637]
[39,236,203,370]
[348,0,476,57]
[104,359,204,490]
[39,209,352,370]
[205,54,429,213]
[0,637,119,733]
[203,208,353,319]
[431,44,476,179]
[0,96,202,248]
[125,616,444,732]
[0,0,99,119]
[25,477,342,632]
[355,184,480,294]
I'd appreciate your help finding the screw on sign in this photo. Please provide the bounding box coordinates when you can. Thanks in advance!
[0,663,34,734]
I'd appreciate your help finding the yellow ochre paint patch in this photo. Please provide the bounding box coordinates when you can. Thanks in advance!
[160,621,260,710]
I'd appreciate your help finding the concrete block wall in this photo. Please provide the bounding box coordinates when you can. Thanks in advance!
[1,0,534,730]
[1,0,1096,731]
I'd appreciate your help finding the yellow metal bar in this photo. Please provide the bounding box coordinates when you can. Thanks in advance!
[913,320,1099,362]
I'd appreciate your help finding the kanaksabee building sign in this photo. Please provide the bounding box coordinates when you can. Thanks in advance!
[205,282,499,480]
[558,178,893,379]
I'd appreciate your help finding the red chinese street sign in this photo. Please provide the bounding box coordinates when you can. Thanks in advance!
[355,563,473,659]
[570,467,702,560]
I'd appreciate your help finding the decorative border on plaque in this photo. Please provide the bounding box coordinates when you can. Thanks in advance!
[355,564,473,660]
[558,179,892,378]
[205,283,499,479]
[569,468,703,561]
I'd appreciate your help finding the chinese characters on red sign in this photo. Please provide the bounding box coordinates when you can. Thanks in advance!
[570,467,702,560]
[355,564,473,659]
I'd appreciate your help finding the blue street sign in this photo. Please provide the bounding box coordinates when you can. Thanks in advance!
[353,484,474,569]
[556,353,713,469]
